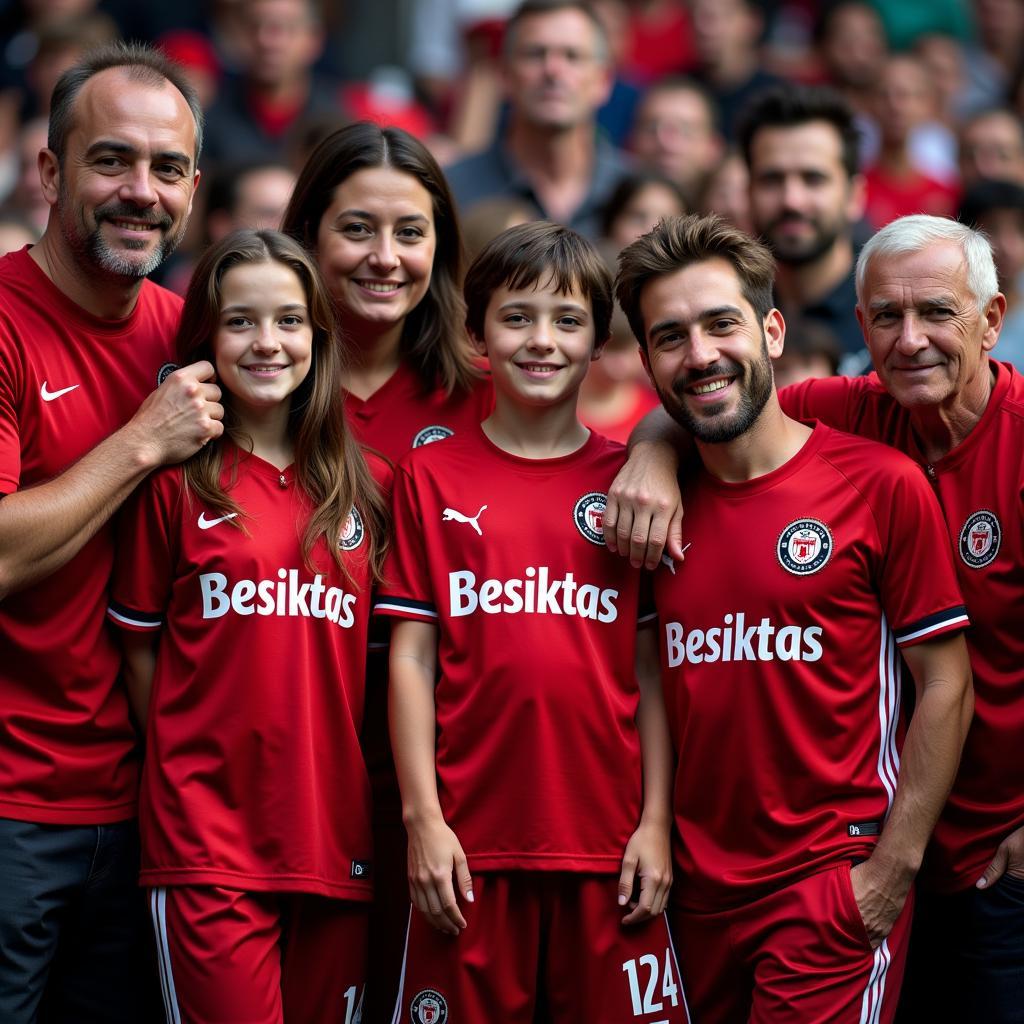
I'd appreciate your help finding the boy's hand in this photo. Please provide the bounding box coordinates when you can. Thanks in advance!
[407,815,474,936]
[618,820,672,925]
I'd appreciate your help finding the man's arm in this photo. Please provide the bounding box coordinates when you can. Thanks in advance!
[605,407,688,569]
[851,633,973,945]
[389,618,473,936]
[618,625,674,924]
[0,363,222,600]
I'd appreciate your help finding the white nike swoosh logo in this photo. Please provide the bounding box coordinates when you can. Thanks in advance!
[40,381,80,402]
[197,512,238,530]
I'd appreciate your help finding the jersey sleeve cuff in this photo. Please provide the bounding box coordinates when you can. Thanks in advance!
[373,595,439,622]
[894,606,969,646]
[107,601,164,631]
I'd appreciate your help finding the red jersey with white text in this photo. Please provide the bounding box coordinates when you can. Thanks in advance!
[343,362,493,463]
[0,246,181,824]
[657,424,967,910]
[108,446,389,900]
[376,427,653,872]
[782,364,1024,891]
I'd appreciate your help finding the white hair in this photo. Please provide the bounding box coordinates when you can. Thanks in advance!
[856,214,998,315]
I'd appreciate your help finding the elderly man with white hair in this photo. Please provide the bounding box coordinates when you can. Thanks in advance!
[607,214,1024,1023]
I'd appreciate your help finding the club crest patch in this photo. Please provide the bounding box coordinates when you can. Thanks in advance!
[410,989,448,1024]
[340,507,365,550]
[958,510,1000,568]
[156,362,178,386]
[413,425,454,447]
[778,518,833,575]
[574,491,607,545]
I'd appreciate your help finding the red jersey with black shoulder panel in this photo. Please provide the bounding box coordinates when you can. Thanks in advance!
[376,427,654,873]
[781,363,1024,891]
[108,446,390,900]
[656,424,968,910]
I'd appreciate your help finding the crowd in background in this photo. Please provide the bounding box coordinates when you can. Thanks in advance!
[3,0,1024,439]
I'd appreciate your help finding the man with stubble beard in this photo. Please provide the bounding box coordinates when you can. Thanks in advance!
[739,84,871,375]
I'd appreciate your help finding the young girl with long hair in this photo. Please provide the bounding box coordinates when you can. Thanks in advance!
[108,230,387,1023]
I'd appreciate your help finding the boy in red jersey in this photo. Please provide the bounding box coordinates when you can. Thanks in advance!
[376,222,689,1023]
[614,213,973,1024]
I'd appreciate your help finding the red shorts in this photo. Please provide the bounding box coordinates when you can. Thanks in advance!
[391,873,691,1024]
[670,862,914,1024]
[149,886,368,1024]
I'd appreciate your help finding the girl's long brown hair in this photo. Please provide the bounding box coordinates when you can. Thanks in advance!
[176,229,388,581]
[282,120,481,397]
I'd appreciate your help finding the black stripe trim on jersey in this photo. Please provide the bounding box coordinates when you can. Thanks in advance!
[894,605,970,645]
[373,596,439,618]
[107,601,164,630]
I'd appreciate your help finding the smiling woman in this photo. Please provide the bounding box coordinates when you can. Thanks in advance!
[283,122,493,463]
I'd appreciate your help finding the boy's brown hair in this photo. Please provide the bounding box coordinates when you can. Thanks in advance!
[616,214,776,351]
[464,221,613,347]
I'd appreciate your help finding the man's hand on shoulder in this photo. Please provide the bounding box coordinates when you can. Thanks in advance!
[124,361,224,469]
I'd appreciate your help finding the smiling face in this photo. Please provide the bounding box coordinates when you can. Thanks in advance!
[45,68,198,280]
[214,259,313,420]
[857,242,1002,410]
[473,277,599,411]
[315,165,436,335]
[639,258,783,443]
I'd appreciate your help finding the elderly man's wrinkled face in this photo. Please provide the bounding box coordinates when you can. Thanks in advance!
[857,242,1001,409]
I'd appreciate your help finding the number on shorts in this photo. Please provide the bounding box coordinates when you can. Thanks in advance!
[622,949,679,1016]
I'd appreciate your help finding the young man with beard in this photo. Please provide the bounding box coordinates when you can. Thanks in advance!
[614,214,973,1023]
[738,84,869,374]
[0,43,222,1022]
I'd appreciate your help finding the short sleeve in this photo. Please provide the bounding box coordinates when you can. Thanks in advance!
[107,471,179,631]
[373,462,438,622]
[875,461,969,646]
[779,375,858,432]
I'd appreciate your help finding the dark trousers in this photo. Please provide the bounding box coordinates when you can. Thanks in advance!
[0,818,159,1024]
[897,874,1024,1024]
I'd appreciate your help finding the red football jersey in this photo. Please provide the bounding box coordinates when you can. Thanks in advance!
[108,446,389,900]
[376,427,654,873]
[782,363,1024,891]
[0,246,181,824]
[343,362,493,463]
[656,424,968,910]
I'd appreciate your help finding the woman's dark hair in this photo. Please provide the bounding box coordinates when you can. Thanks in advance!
[601,172,688,239]
[282,121,480,396]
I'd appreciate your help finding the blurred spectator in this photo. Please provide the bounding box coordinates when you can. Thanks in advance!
[588,0,643,147]
[205,161,297,240]
[739,84,869,373]
[959,178,1024,369]
[0,211,38,255]
[600,171,686,250]
[771,316,841,387]
[12,116,49,234]
[629,76,722,206]
[864,55,958,228]
[21,12,119,118]
[687,0,784,140]
[870,0,970,52]
[156,29,222,111]
[971,0,1024,101]
[619,0,695,85]
[813,1,887,169]
[915,32,973,125]
[444,0,630,238]
[461,196,533,262]
[696,149,752,234]
[959,107,1024,189]
[202,0,340,168]
[579,304,659,443]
